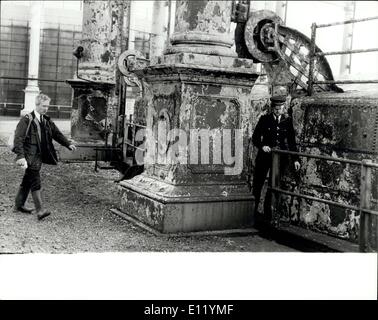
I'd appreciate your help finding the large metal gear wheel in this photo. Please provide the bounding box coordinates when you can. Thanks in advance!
[244,10,283,63]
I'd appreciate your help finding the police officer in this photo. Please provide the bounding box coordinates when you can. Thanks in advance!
[13,93,76,220]
[252,95,300,229]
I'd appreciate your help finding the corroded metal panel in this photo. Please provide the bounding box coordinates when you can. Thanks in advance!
[135,58,257,186]
[299,95,378,154]
[66,0,129,162]
[187,93,241,176]
[168,0,234,56]
[68,80,114,142]
[118,175,253,233]
[118,51,259,233]
[278,93,378,243]
[115,0,260,233]
[373,110,378,153]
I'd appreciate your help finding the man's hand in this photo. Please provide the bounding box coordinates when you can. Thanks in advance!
[68,145,77,151]
[262,146,271,153]
[16,158,28,169]
[294,161,301,171]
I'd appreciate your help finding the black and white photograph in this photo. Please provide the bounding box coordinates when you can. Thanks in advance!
[0,0,377,302]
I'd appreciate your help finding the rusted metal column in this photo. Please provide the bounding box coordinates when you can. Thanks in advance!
[150,0,169,63]
[270,150,281,228]
[23,1,41,115]
[307,23,317,96]
[63,0,128,161]
[127,0,136,51]
[360,160,372,252]
[118,1,259,234]
[167,0,235,56]
[79,0,124,82]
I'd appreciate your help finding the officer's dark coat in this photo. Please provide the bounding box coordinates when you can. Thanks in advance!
[252,112,298,155]
[251,112,300,210]
[13,111,71,167]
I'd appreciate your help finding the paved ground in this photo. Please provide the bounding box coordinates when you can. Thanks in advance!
[0,116,297,253]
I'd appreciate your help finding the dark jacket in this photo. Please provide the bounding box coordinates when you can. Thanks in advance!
[13,111,71,165]
[252,113,299,156]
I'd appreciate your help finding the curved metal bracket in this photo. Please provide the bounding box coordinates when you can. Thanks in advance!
[117,50,150,92]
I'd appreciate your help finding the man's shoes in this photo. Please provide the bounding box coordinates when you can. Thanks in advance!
[31,190,51,221]
[37,209,51,221]
[14,205,33,214]
[14,186,33,213]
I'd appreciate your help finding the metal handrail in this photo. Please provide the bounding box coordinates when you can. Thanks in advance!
[270,148,378,252]
[124,121,147,129]
[125,142,145,152]
[124,120,147,154]
[0,102,24,107]
[273,149,378,168]
[270,187,378,216]
[0,103,72,113]
[0,75,68,83]
[48,104,71,109]
[312,79,378,85]
[317,48,378,57]
[316,15,378,28]
[308,15,378,95]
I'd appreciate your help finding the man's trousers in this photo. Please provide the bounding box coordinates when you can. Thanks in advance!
[20,153,42,191]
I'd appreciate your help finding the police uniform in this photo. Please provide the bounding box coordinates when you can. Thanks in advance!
[251,96,299,223]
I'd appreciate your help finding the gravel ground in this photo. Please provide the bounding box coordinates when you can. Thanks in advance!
[0,126,296,253]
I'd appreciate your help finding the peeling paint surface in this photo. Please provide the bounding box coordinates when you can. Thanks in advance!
[138,57,257,186]
[243,90,377,245]
[68,1,128,148]
[275,94,378,244]
[69,82,114,142]
[119,51,258,232]
[118,174,253,233]
[80,0,125,82]
[174,0,231,35]
[169,0,234,56]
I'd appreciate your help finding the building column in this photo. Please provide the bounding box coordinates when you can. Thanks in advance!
[23,1,41,116]
[118,0,260,233]
[149,0,169,63]
[79,0,122,82]
[127,1,137,51]
[63,0,128,161]
[166,0,235,56]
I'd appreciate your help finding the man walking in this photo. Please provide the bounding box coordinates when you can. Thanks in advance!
[252,95,300,229]
[13,93,76,220]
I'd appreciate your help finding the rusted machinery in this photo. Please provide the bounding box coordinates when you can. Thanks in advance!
[230,5,377,248]
[109,7,377,246]
[63,3,377,245]
[113,7,344,179]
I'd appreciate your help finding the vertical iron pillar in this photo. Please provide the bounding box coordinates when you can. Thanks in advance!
[118,0,261,233]
[165,0,236,57]
[149,0,169,64]
[62,0,128,161]
[307,23,317,96]
[359,160,372,252]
